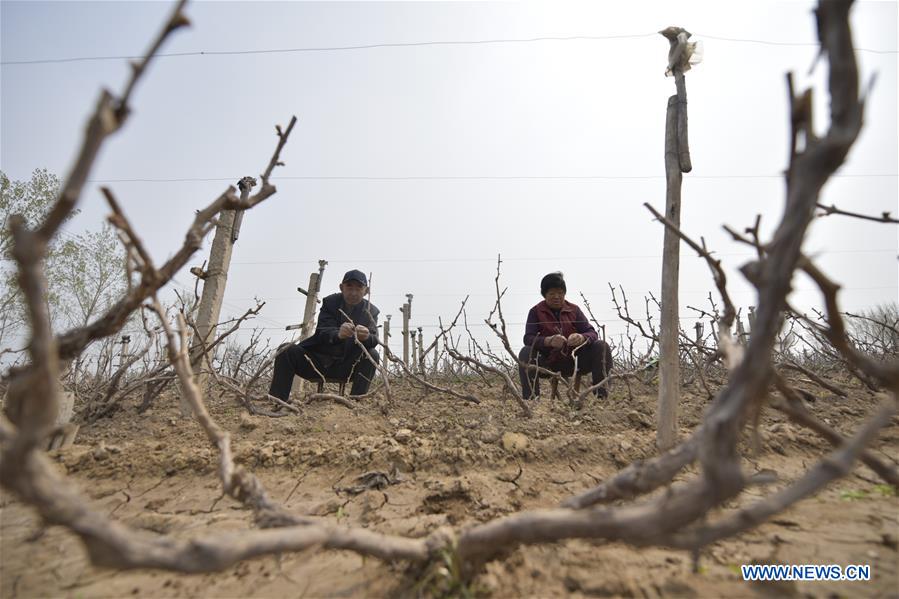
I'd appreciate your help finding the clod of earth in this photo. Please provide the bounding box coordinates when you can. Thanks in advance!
[501,432,528,453]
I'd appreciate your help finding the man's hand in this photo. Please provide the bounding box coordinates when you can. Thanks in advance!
[545,334,566,349]
[338,322,356,340]
[567,333,586,347]
[354,325,370,342]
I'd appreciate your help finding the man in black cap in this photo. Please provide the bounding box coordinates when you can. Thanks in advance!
[268,269,380,400]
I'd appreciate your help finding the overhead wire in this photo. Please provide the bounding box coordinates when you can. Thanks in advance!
[84,173,897,184]
[2,31,895,66]
[226,248,897,266]
[695,32,898,54]
[9,28,891,185]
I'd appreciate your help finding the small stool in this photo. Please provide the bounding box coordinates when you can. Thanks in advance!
[549,373,582,400]
[315,378,347,396]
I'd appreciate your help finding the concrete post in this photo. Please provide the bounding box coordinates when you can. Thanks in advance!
[185,176,255,415]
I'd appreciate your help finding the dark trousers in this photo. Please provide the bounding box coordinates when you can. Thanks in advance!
[268,344,379,399]
[518,341,613,400]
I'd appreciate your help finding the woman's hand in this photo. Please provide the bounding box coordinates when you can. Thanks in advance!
[567,333,586,347]
[545,334,566,349]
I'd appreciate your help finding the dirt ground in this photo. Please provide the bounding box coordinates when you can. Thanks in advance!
[2,376,897,598]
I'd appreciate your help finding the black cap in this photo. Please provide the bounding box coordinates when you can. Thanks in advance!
[342,269,368,286]
[540,272,566,297]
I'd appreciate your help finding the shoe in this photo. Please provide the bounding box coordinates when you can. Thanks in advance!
[267,393,290,411]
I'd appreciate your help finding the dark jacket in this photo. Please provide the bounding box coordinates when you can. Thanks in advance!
[298,293,380,364]
[523,299,598,364]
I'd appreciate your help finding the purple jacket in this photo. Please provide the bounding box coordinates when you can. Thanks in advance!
[523,300,598,364]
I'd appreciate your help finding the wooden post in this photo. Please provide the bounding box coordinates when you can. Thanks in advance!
[118,335,131,370]
[657,28,693,450]
[384,314,391,356]
[402,293,413,365]
[657,94,682,450]
[299,274,320,341]
[417,327,424,375]
[432,336,443,376]
[186,176,255,415]
[400,304,409,364]
[736,315,747,344]
[104,339,114,378]
[412,329,418,370]
[294,260,327,395]
[47,391,79,451]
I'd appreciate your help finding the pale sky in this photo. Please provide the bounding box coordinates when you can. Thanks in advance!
[1,0,897,357]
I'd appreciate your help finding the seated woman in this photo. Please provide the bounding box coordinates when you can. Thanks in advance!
[519,272,613,400]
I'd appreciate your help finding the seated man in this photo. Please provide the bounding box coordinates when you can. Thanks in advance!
[518,272,613,400]
[268,269,380,400]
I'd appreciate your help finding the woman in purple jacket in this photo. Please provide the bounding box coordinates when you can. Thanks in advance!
[519,272,613,400]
